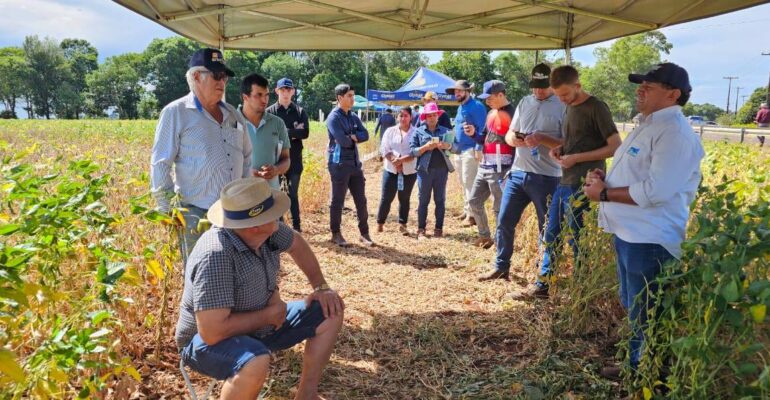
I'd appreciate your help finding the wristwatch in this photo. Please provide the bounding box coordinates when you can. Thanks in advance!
[314,283,331,292]
[599,188,609,202]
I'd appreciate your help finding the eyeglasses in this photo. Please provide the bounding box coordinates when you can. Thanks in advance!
[201,71,230,82]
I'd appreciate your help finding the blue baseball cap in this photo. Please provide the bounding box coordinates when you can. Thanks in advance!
[276,78,294,89]
[629,63,691,93]
[478,80,506,99]
[189,48,234,77]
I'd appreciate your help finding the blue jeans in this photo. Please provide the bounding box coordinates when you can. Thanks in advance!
[538,184,589,286]
[177,203,209,268]
[181,301,326,380]
[377,170,417,224]
[416,167,449,230]
[329,164,369,235]
[281,172,302,231]
[494,171,559,271]
[614,236,674,368]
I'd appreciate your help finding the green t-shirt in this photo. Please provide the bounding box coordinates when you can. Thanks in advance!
[561,96,617,186]
[243,112,290,189]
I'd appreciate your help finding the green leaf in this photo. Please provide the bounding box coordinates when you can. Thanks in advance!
[0,348,25,383]
[90,310,111,326]
[0,224,21,235]
[721,279,740,303]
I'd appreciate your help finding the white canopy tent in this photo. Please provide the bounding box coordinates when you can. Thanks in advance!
[114,0,769,57]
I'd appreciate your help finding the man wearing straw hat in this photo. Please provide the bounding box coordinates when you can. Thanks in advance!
[175,177,344,399]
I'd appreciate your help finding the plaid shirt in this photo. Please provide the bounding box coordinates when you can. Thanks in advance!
[175,223,294,349]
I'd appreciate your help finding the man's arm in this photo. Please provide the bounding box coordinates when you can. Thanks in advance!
[286,232,344,318]
[150,109,180,213]
[288,107,310,141]
[195,304,286,346]
[558,133,621,169]
[353,114,369,143]
[327,112,354,147]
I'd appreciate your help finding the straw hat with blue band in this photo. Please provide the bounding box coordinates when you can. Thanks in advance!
[207,177,290,229]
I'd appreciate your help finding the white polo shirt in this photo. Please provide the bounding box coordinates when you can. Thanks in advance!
[598,105,704,259]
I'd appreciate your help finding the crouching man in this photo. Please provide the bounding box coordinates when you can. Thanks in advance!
[175,176,344,400]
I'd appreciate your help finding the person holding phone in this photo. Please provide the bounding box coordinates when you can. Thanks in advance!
[409,102,458,240]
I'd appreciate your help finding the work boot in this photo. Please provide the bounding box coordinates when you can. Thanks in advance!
[474,236,494,249]
[417,229,427,241]
[377,223,384,233]
[510,283,549,300]
[477,268,509,281]
[462,216,476,227]
[359,233,375,247]
[433,228,443,238]
[399,223,408,235]
[331,232,349,247]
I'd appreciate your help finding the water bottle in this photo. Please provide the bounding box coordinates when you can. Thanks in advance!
[531,146,540,160]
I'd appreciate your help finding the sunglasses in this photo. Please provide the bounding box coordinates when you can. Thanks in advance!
[202,70,230,82]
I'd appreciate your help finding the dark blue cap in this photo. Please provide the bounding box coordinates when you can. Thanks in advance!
[189,48,234,77]
[629,63,691,93]
[478,80,506,99]
[276,78,294,89]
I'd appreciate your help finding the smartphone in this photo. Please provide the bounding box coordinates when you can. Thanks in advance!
[515,131,527,140]
[431,137,440,144]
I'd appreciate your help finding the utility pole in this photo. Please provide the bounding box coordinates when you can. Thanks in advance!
[741,95,748,111]
[734,87,742,115]
[763,52,770,105]
[723,76,738,114]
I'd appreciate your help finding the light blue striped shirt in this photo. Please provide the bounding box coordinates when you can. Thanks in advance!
[151,92,252,212]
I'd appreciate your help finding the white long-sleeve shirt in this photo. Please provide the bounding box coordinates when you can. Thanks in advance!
[598,105,704,259]
[150,92,252,212]
[380,125,417,175]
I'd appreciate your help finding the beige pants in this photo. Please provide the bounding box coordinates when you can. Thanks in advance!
[453,150,479,217]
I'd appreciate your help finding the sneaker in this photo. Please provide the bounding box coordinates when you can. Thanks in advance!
[359,233,375,247]
[474,237,494,249]
[510,283,549,300]
[377,224,384,233]
[477,269,509,281]
[331,232,349,247]
[457,212,467,221]
[462,216,476,227]
[417,229,427,241]
[433,228,443,238]
[599,365,622,381]
[399,223,408,235]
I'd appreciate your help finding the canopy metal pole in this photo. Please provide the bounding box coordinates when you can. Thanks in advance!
[565,13,574,65]
[219,8,226,102]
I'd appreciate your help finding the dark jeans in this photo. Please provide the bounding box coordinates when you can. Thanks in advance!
[416,167,449,230]
[329,164,369,235]
[281,172,302,230]
[494,170,559,271]
[614,236,674,368]
[377,170,417,224]
[538,184,590,287]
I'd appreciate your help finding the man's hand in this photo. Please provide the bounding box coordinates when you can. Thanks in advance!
[585,168,606,184]
[462,123,476,137]
[583,172,607,202]
[266,293,287,329]
[350,134,359,143]
[259,164,278,180]
[474,150,482,162]
[307,289,345,319]
[549,145,563,161]
[505,130,526,147]
[524,132,541,147]
[440,141,453,151]
[556,154,577,169]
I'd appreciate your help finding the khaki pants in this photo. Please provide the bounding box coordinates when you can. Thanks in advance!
[453,150,479,217]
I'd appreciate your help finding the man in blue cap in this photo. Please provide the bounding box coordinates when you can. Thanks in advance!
[151,48,251,265]
[267,77,310,232]
[583,62,703,378]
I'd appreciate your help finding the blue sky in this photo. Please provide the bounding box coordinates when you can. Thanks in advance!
[1,0,768,110]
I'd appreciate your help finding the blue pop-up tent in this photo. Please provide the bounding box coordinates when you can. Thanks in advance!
[367,67,456,105]
[352,95,389,112]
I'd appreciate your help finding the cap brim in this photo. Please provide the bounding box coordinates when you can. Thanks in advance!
[628,73,647,84]
[207,190,290,229]
[207,63,236,77]
[529,80,550,89]
[477,93,491,99]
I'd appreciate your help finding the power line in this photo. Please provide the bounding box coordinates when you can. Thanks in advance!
[723,76,738,114]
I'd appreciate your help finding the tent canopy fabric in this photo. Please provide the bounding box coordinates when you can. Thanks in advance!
[352,95,389,111]
[114,0,769,51]
[368,67,456,106]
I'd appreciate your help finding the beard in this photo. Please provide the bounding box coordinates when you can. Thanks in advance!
[455,93,467,103]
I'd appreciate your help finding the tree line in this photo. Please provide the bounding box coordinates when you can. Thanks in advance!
[0,32,763,123]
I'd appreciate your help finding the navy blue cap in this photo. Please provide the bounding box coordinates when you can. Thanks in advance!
[276,78,294,89]
[189,48,234,77]
[478,80,506,99]
[529,63,551,89]
[629,63,691,93]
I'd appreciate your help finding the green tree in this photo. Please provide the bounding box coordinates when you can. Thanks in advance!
[581,31,672,120]
[735,87,767,124]
[0,47,28,118]
[58,39,98,118]
[87,53,144,119]
[303,71,341,118]
[431,51,496,93]
[494,51,530,106]
[223,50,269,108]
[23,35,69,119]
[143,37,200,109]
[682,103,724,121]
[370,51,429,90]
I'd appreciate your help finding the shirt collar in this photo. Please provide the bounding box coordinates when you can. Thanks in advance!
[640,105,681,124]
[187,92,226,112]
[278,102,295,112]
[223,228,252,253]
